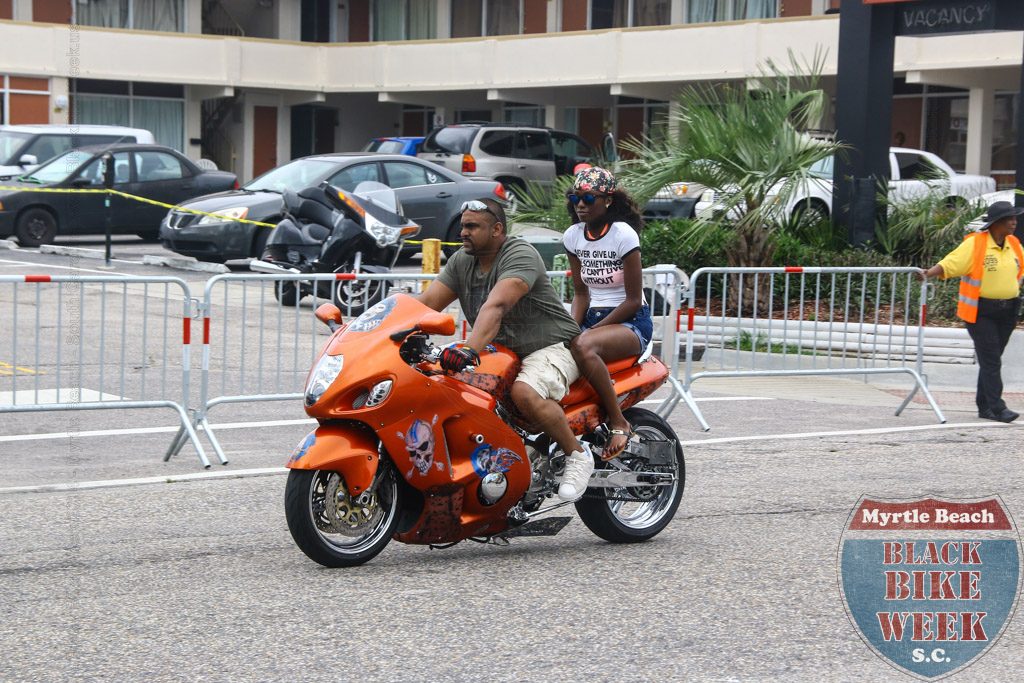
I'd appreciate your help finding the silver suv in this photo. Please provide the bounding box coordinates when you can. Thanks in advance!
[417,123,595,193]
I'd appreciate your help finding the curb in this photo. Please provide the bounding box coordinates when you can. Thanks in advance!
[142,254,230,274]
[39,244,106,259]
[0,239,18,250]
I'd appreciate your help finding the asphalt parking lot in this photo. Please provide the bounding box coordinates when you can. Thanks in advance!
[2,243,1024,682]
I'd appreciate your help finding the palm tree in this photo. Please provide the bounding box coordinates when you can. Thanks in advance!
[621,51,843,283]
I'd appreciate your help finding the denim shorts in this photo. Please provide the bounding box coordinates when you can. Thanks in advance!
[582,305,653,351]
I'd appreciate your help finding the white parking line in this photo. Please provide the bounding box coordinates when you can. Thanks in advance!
[637,396,774,405]
[678,420,1016,446]
[0,467,287,494]
[0,256,140,274]
[0,399,773,443]
[0,420,1013,495]
[0,418,316,443]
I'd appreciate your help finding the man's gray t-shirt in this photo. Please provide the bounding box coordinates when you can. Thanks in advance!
[438,237,580,357]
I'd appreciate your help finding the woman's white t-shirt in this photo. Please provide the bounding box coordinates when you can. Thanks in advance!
[563,221,643,307]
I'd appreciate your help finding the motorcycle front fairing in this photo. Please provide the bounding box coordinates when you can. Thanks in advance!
[291,294,531,543]
[320,224,395,270]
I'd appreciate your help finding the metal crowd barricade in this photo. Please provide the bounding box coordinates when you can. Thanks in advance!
[173,266,687,465]
[681,266,946,431]
[0,274,212,467]
[171,271,454,465]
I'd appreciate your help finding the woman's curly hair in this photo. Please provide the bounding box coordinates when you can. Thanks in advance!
[566,188,644,234]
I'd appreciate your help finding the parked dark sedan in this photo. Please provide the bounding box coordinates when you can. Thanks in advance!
[159,153,506,262]
[0,144,237,246]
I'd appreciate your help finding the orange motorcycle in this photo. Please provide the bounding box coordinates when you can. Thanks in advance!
[284,294,685,567]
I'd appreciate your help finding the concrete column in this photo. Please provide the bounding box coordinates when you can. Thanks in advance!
[277,0,302,41]
[548,0,559,31]
[13,0,31,21]
[278,101,290,170]
[184,0,202,34]
[50,78,70,124]
[667,99,682,141]
[433,107,448,127]
[544,104,560,128]
[436,0,452,39]
[671,0,684,24]
[184,87,203,160]
[965,87,994,176]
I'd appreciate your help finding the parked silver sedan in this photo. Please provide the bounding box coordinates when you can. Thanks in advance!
[160,153,507,262]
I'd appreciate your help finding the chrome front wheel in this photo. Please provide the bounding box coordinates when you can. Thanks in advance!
[284,462,399,567]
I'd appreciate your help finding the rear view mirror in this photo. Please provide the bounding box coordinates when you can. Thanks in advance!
[70,177,93,187]
[315,303,343,331]
[18,154,38,167]
[418,311,455,336]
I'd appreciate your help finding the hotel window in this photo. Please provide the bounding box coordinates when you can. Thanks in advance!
[503,103,544,126]
[73,0,185,32]
[1,76,51,125]
[687,0,778,23]
[72,80,185,151]
[372,0,436,40]
[591,0,670,29]
[451,0,522,37]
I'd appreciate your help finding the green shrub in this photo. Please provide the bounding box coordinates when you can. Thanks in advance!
[640,218,733,272]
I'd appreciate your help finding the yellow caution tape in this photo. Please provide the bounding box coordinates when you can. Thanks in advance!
[0,185,277,228]
[0,185,463,242]
[407,239,462,246]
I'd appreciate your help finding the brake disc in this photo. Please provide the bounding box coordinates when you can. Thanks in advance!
[319,472,384,537]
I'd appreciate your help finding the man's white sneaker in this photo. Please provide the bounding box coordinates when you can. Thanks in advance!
[558,443,595,502]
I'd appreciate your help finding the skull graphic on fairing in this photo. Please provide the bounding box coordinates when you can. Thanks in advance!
[398,415,442,477]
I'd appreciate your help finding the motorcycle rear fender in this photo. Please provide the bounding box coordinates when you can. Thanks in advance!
[286,424,379,496]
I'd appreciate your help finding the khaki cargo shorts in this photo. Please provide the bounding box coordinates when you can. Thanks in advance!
[514,341,580,402]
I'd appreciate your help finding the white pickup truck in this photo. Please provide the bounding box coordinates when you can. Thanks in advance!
[695,147,996,222]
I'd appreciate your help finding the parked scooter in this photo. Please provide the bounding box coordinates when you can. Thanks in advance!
[250,181,419,315]
[284,294,685,567]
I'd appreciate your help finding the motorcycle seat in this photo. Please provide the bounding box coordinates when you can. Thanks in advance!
[304,223,330,242]
[559,355,640,406]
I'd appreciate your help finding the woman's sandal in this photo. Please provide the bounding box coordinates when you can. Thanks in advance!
[602,428,638,460]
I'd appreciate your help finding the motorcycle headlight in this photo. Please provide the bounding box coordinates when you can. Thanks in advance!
[365,215,401,247]
[305,353,344,406]
[198,207,249,225]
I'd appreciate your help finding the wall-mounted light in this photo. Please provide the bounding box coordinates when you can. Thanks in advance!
[53,95,69,112]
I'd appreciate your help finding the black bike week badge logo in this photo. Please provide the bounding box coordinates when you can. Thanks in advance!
[838,497,1021,680]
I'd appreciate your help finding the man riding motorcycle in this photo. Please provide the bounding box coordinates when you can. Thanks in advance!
[417,198,596,502]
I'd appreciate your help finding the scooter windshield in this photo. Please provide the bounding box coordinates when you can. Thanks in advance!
[351,181,404,226]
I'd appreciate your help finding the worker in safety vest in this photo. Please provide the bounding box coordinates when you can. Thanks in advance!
[919,201,1024,423]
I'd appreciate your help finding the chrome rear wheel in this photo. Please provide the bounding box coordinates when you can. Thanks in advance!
[575,408,685,543]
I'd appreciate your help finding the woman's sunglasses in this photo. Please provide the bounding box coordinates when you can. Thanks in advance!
[567,193,605,206]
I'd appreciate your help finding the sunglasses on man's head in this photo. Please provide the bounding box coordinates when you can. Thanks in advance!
[567,193,605,206]
[460,200,500,222]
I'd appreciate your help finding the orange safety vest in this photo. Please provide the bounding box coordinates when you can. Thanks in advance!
[956,231,1024,323]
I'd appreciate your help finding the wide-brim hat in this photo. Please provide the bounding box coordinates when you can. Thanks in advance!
[980,200,1024,231]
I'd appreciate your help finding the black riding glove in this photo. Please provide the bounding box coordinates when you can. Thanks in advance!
[439,346,480,373]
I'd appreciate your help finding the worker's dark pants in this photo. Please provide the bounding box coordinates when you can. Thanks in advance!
[965,298,1020,414]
